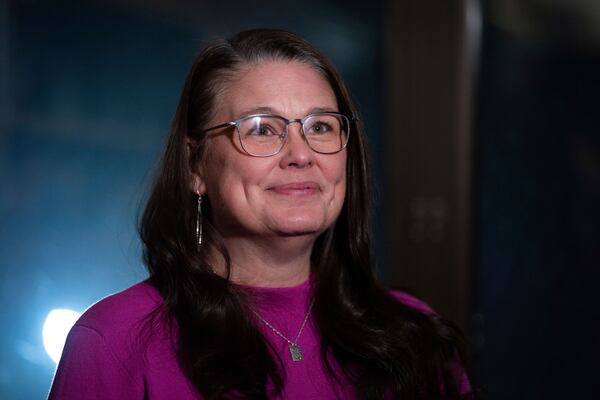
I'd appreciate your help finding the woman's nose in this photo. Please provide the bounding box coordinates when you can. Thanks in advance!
[278,122,314,169]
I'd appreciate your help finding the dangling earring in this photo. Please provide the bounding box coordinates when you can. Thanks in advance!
[196,193,203,250]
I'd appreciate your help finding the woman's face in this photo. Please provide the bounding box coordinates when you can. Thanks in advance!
[193,61,347,241]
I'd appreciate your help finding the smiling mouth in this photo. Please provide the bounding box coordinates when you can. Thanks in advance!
[268,182,320,195]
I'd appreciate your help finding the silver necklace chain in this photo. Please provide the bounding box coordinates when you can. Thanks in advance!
[253,298,315,362]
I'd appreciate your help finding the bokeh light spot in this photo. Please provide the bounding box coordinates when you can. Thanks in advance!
[42,309,81,364]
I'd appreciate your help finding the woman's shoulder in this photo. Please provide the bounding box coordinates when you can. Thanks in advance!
[49,282,191,399]
[388,289,435,315]
[74,280,164,341]
[388,289,473,394]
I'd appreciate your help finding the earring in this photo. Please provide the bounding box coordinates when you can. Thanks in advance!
[196,193,203,250]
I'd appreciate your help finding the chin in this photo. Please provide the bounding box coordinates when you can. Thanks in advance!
[273,217,327,237]
[265,207,338,237]
[276,225,321,237]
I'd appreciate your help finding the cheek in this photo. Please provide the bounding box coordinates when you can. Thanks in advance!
[204,147,273,208]
[332,153,347,187]
[323,153,347,203]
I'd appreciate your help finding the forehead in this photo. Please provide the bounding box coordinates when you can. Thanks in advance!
[218,61,338,119]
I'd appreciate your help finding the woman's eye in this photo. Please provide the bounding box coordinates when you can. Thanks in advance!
[250,125,276,136]
[309,122,332,134]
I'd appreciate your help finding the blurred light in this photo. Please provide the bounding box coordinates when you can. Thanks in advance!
[42,309,81,364]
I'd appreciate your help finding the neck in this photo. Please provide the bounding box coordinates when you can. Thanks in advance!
[211,235,314,288]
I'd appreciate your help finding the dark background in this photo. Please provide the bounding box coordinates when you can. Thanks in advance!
[0,0,598,399]
[473,1,600,397]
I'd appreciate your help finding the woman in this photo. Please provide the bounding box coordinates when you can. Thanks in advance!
[49,28,473,399]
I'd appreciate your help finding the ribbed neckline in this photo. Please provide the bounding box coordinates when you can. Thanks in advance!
[237,277,314,314]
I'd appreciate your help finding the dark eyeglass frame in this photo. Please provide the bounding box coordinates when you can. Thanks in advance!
[201,112,353,157]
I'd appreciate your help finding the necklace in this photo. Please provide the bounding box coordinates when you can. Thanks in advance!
[253,298,315,362]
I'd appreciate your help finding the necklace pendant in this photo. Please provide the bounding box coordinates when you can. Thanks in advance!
[289,344,303,361]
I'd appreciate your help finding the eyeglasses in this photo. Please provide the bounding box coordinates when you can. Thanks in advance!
[201,112,351,157]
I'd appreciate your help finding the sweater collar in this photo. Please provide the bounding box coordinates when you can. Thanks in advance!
[237,277,314,314]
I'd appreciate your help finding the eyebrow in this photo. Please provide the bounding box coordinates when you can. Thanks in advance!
[236,106,339,119]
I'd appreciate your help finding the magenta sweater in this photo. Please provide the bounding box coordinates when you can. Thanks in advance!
[48,279,470,399]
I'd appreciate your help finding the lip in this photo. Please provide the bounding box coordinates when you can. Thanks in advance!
[268,181,320,195]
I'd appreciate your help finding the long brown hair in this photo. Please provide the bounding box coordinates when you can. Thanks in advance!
[140,28,472,399]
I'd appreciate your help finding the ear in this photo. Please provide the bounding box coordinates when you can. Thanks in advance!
[186,138,207,196]
[190,172,206,196]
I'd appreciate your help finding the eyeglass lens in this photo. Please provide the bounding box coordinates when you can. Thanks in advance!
[237,114,349,156]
